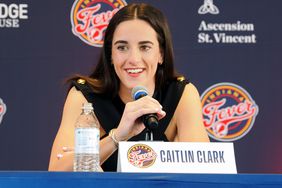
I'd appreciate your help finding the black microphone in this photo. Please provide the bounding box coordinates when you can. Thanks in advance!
[131,86,159,130]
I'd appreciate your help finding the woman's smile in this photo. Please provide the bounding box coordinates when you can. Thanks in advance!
[125,68,145,77]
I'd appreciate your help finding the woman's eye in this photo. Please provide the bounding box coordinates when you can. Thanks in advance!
[140,45,151,52]
[117,45,128,51]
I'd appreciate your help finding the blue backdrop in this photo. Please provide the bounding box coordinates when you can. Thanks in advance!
[0,0,281,173]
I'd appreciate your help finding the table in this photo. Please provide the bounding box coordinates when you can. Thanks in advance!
[0,172,282,188]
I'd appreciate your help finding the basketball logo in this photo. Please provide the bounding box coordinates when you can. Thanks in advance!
[127,144,157,168]
[0,98,7,125]
[70,0,127,47]
[201,83,259,141]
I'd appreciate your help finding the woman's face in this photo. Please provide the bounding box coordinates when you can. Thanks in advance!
[111,19,163,94]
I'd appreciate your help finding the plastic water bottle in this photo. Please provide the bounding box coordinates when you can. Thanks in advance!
[74,103,100,172]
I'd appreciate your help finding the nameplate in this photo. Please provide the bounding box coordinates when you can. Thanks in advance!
[117,142,237,173]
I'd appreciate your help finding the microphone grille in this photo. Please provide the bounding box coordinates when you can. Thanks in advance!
[131,86,148,100]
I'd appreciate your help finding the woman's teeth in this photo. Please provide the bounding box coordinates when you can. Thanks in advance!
[127,68,143,73]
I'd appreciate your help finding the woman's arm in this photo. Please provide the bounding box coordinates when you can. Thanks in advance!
[48,87,87,171]
[175,83,210,142]
[48,86,166,171]
[48,87,115,171]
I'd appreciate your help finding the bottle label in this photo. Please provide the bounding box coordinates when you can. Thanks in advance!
[75,128,99,154]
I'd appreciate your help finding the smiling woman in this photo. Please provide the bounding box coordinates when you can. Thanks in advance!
[112,19,163,98]
[48,3,209,172]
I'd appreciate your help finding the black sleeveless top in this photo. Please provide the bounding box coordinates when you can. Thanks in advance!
[72,78,189,171]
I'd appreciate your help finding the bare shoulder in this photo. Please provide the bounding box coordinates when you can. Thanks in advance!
[174,82,202,122]
[63,86,88,115]
[178,82,201,108]
[65,86,87,104]
[183,82,200,97]
[60,86,88,128]
[175,82,209,142]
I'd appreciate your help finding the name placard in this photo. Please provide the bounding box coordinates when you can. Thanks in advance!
[117,142,237,174]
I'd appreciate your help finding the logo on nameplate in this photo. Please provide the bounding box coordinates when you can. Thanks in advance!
[201,83,259,141]
[0,98,7,125]
[70,0,127,47]
[127,144,157,168]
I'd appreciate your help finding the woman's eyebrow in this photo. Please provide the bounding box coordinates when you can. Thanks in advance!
[113,40,154,45]
[113,40,128,45]
[139,41,154,45]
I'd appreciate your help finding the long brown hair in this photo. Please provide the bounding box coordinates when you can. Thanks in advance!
[73,3,179,97]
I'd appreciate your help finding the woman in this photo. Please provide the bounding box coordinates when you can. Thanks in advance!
[48,3,209,172]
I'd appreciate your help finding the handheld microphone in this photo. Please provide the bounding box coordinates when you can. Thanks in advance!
[131,86,159,130]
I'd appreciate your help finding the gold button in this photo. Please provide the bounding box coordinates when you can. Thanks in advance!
[77,79,86,84]
[177,76,185,82]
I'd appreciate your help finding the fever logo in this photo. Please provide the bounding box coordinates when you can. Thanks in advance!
[127,144,157,168]
[0,98,7,125]
[70,0,127,47]
[201,83,259,141]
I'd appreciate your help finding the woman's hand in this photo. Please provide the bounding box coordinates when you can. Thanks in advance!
[56,146,104,172]
[115,96,166,141]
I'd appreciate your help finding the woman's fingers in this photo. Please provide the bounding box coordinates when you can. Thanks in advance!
[156,109,166,119]
[62,147,74,152]
[125,96,166,123]
[57,147,74,160]
[137,96,162,108]
[116,96,166,140]
[128,96,163,114]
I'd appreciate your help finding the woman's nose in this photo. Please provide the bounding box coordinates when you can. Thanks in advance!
[128,48,142,64]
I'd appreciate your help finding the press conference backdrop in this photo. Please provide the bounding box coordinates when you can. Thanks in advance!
[0,0,281,173]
